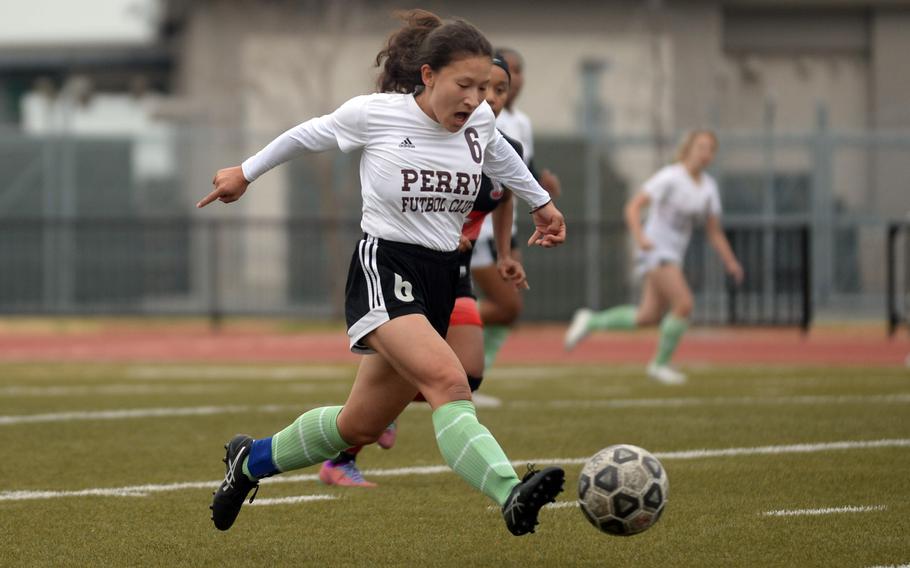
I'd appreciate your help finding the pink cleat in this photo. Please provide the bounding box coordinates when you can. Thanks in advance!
[377,422,397,450]
[318,460,377,487]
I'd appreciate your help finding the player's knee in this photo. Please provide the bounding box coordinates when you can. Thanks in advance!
[338,423,383,447]
[636,311,660,326]
[673,298,694,318]
[467,375,483,391]
[421,369,472,403]
[498,296,523,325]
[440,380,473,401]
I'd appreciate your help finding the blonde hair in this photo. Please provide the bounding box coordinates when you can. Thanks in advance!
[674,129,718,163]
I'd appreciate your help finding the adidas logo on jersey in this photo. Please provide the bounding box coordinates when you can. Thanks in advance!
[399,137,415,148]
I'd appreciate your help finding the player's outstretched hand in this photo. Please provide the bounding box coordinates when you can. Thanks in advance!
[198,166,249,208]
[497,257,530,290]
[528,202,566,248]
[727,260,745,285]
[637,236,655,251]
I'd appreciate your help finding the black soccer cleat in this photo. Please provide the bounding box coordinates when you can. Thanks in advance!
[210,434,259,531]
[501,465,565,536]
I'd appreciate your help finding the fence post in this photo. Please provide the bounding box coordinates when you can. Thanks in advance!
[811,103,833,309]
[801,226,812,333]
[579,58,607,309]
[209,219,223,332]
[887,223,898,336]
[762,99,777,322]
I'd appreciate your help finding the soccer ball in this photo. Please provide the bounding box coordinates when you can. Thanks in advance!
[577,444,669,536]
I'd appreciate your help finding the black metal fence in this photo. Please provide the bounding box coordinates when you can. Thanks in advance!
[684,222,811,330]
[887,221,910,335]
[0,217,810,329]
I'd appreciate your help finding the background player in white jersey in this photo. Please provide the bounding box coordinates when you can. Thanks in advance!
[199,10,567,537]
[473,47,562,370]
[564,130,743,385]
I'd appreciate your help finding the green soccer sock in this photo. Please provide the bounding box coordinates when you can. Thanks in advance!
[653,314,689,366]
[588,305,638,331]
[483,325,510,369]
[432,400,519,506]
[242,405,350,480]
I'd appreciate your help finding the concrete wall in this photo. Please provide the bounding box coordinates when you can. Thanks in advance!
[165,0,910,311]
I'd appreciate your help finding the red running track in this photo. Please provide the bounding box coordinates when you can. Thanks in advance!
[0,325,905,367]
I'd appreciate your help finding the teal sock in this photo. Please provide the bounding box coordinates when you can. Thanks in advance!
[432,400,519,505]
[588,305,638,331]
[242,405,350,479]
[653,314,688,366]
[483,325,510,369]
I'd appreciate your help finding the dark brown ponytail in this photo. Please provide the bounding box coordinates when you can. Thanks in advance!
[375,9,492,94]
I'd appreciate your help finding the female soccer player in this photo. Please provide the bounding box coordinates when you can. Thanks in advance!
[564,130,743,385]
[200,10,567,536]
[318,53,527,487]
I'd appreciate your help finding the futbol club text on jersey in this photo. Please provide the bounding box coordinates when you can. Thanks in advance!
[399,168,482,214]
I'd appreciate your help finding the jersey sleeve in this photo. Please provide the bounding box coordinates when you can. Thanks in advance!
[241,95,369,182]
[708,182,723,217]
[641,165,674,203]
[483,128,551,210]
[500,131,524,161]
[518,112,535,163]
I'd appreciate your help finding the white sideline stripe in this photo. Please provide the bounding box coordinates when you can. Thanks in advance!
[762,505,887,517]
[2,438,907,503]
[249,495,336,506]
[509,393,910,410]
[6,393,907,426]
[487,500,578,512]
[529,439,910,464]
[0,383,341,397]
[0,404,306,426]
[472,393,502,408]
[0,384,225,397]
[867,564,910,568]
[127,366,350,381]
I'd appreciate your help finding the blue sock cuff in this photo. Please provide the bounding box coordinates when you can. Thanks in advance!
[247,436,279,478]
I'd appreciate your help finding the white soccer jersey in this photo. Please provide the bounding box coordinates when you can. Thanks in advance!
[476,107,536,243]
[496,107,534,165]
[641,163,722,263]
[241,93,550,252]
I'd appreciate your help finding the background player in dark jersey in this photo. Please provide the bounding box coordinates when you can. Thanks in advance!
[474,46,562,371]
[200,10,567,536]
[319,53,527,487]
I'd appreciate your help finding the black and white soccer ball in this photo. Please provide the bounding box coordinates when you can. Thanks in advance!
[577,444,669,536]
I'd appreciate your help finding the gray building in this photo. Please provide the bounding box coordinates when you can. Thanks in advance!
[2,0,910,320]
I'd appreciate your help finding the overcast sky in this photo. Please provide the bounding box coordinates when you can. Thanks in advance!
[0,0,159,45]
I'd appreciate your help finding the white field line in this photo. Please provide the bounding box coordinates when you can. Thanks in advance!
[249,495,337,506]
[5,392,908,426]
[126,366,350,381]
[0,384,225,397]
[867,564,910,568]
[487,500,579,512]
[508,393,910,410]
[0,383,345,397]
[471,393,502,408]
[762,505,887,517]
[1,438,907,503]
[0,404,311,426]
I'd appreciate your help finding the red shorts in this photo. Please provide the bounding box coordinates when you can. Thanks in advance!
[449,296,482,327]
